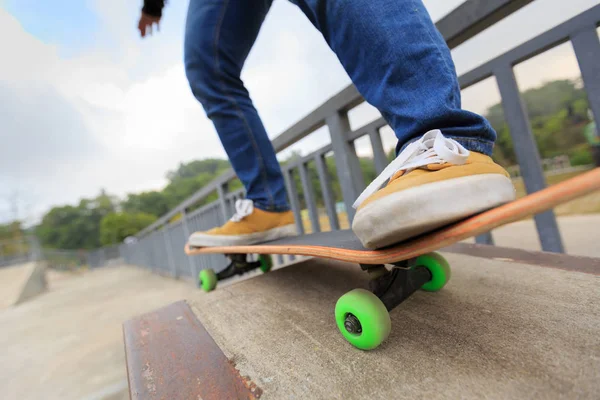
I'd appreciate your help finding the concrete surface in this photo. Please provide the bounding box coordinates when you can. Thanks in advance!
[464,214,600,257]
[0,266,199,400]
[0,262,47,309]
[1,214,599,399]
[189,254,599,399]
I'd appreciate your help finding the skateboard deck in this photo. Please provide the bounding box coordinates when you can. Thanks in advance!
[184,167,600,351]
[185,167,600,263]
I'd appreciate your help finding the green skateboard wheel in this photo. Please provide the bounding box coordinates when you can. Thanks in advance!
[415,252,451,292]
[335,288,391,350]
[258,255,272,273]
[198,269,217,292]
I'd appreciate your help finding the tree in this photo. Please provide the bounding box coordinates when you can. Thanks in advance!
[166,159,231,182]
[99,212,157,246]
[36,190,117,249]
[122,191,170,217]
[485,79,589,166]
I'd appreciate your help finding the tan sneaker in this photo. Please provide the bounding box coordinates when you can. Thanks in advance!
[352,130,516,249]
[188,199,296,247]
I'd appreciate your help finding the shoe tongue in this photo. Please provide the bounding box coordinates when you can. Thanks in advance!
[389,170,406,182]
[388,162,452,183]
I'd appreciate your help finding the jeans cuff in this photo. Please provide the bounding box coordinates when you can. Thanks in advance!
[253,201,291,213]
[397,135,494,156]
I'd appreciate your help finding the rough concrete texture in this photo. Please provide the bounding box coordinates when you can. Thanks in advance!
[463,214,600,257]
[0,266,199,400]
[1,215,599,399]
[189,253,600,400]
[0,262,47,309]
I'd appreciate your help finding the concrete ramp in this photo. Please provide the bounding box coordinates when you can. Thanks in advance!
[0,262,47,309]
[124,252,600,399]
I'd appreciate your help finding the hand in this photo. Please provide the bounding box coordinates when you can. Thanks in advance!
[138,12,161,38]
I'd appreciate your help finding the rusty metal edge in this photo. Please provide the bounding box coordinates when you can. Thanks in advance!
[122,300,262,400]
[442,242,600,275]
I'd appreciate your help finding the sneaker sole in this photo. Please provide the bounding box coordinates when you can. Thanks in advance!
[352,174,516,249]
[188,224,297,247]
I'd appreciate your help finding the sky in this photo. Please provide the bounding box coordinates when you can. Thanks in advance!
[0,0,598,225]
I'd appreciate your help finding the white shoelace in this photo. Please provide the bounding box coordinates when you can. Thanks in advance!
[230,199,254,222]
[352,129,470,209]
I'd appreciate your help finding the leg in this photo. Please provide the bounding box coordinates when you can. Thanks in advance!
[290,0,495,154]
[184,0,288,212]
[289,0,515,248]
[184,0,296,247]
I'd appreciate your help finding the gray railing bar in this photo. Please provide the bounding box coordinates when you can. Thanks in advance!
[284,168,305,235]
[137,169,236,237]
[294,143,334,166]
[327,112,365,222]
[180,209,197,279]
[163,229,177,277]
[475,232,495,246]
[459,4,600,89]
[298,161,321,233]
[347,117,388,143]
[494,63,564,253]
[440,0,536,49]
[314,154,340,231]
[224,188,245,201]
[571,25,600,125]
[368,127,389,175]
[272,85,363,153]
[217,183,229,221]
[187,201,221,220]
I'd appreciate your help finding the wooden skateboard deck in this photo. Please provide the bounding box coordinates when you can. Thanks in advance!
[185,167,600,264]
[185,168,599,351]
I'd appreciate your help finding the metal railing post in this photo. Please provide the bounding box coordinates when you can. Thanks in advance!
[475,232,495,245]
[571,26,600,125]
[163,229,177,277]
[327,112,365,223]
[314,154,340,231]
[217,183,229,221]
[284,168,305,235]
[180,209,197,280]
[298,162,321,233]
[368,128,388,175]
[494,64,564,253]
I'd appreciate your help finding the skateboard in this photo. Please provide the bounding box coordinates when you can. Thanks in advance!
[185,167,600,350]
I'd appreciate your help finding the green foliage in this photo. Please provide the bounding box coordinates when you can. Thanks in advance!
[166,159,230,182]
[487,79,591,166]
[36,160,231,249]
[122,191,170,217]
[0,221,27,256]
[36,190,117,249]
[100,212,157,246]
[568,145,593,166]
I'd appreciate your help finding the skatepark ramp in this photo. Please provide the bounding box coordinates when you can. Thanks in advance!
[0,262,47,309]
[115,0,600,398]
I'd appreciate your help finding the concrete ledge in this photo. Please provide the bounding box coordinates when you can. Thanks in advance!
[443,242,600,274]
[123,300,262,400]
[186,255,599,399]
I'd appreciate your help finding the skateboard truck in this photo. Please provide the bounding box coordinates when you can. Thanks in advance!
[335,253,451,350]
[362,262,433,312]
[197,254,273,292]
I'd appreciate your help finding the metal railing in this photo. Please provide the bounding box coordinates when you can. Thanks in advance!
[117,1,600,283]
[0,236,121,270]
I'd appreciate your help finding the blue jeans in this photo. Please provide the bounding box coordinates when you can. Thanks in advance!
[184,0,496,212]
